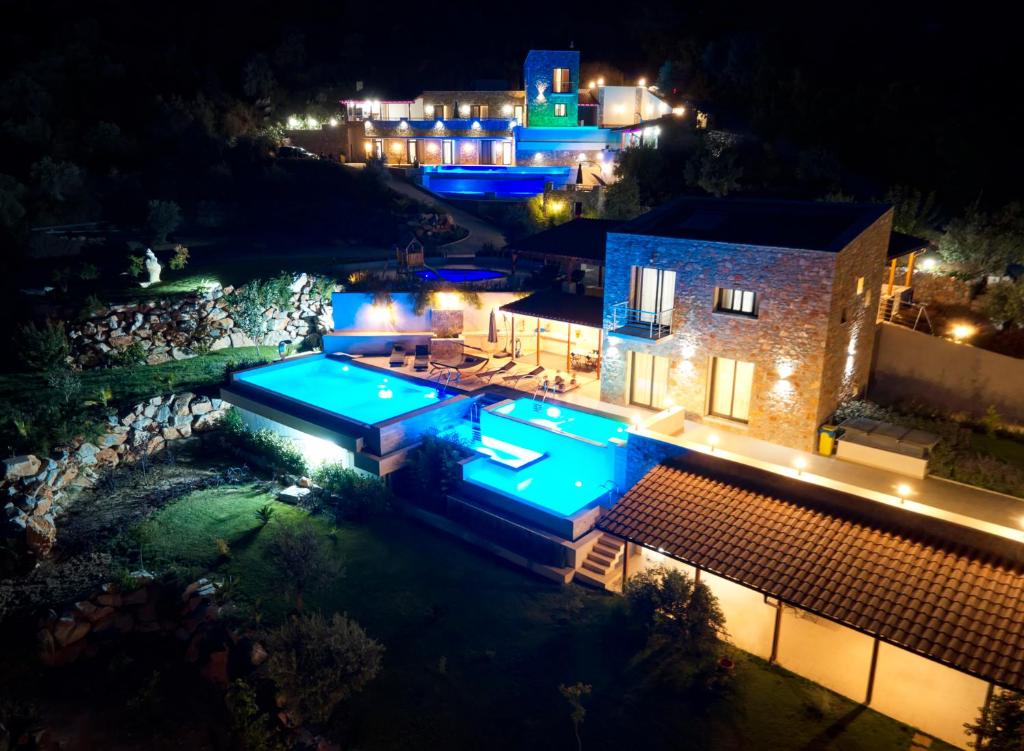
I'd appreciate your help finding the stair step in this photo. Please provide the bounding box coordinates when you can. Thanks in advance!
[588,550,615,567]
[582,561,608,576]
[595,540,623,556]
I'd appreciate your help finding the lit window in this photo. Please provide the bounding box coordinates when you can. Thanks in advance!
[856,276,865,295]
[710,357,755,423]
[553,68,571,93]
[716,288,758,317]
[554,103,567,117]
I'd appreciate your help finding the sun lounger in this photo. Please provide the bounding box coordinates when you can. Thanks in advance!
[476,360,517,382]
[502,365,544,387]
[388,344,408,367]
[413,344,429,371]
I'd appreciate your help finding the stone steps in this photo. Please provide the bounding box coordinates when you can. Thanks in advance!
[574,533,625,592]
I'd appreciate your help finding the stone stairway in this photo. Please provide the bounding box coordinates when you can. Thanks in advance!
[574,534,625,591]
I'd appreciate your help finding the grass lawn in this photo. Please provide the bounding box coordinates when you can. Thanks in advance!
[132,484,949,751]
[0,347,271,412]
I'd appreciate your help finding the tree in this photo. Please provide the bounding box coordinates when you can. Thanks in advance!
[264,612,383,725]
[965,690,1024,750]
[939,202,1024,277]
[30,157,82,203]
[146,199,181,243]
[603,176,644,220]
[16,320,70,372]
[685,136,742,198]
[559,682,592,751]
[243,54,277,101]
[980,281,1024,328]
[229,280,273,354]
[885,185,941,239]
[264,519,340,612]
[0,174,27,229]
[624,565,726,655]
[225,679,284,751]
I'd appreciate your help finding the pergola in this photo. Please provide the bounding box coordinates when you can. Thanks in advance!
[499,290,605,372]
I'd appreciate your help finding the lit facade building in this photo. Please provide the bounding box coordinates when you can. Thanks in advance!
[600,198,892,451]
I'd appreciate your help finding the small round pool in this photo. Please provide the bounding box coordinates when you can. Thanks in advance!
[416,266,506,283]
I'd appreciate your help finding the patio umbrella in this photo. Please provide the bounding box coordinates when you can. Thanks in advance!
[487,308,498,344]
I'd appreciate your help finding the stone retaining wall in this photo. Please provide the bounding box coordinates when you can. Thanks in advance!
[2,392,230,558]
[67,273,337,368]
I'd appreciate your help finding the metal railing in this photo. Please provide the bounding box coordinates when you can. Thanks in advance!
[610,301,674,339]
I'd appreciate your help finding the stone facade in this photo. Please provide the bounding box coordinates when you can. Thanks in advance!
[66,273,335,368]
[524,50,580,127]
[600,210,893,451]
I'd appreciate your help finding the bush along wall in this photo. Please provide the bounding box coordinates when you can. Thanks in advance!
[1,392,229,560]
[66,273,338,368]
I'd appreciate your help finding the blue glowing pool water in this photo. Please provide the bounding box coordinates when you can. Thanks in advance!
[233,356,444,424]
[415,266,506,282]
[460,398,629,521]
[421,165,572,198]
[492,398,628,446]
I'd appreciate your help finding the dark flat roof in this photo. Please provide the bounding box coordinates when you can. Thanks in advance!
[499,290,604,328]
[617,196,891,252]
[599,455,1024,691]
[888,230,931,259]
[508,218,620,263]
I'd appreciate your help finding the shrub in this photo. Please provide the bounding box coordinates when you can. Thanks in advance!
[16,320,70,372]
[263,612,383,725]
[264,519,341,611]
[168,244,190,270]
[312,464,392,521]
[965,690,1024,750]
[221,407,308,476]
[107,341,147,368]
[401,432,469,511]
[127,254,145,278]
[146,199,182,243]
[625,565,726,655]
[255,504,276,526]
[225,679,284,751]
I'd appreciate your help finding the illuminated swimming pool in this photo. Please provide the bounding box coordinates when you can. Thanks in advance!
[232,355,445,425]
[415,266,507,283]
[492,398,628,446]
[460,398,629,536]
[421,165,572,198]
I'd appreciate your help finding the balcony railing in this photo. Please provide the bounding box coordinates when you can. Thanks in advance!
[610,301,674,340]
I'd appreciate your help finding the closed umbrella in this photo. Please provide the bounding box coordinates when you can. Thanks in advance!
[576,163,584,184]
[487,308,498,344]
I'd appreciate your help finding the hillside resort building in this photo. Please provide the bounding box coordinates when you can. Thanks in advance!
[225,185,1024,743]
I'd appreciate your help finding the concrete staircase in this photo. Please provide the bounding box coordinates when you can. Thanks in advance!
[574,533,625,591]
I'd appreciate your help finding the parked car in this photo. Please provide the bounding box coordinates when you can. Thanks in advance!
[277,146,317,160]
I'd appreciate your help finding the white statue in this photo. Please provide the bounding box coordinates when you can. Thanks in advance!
[140,248,162,288]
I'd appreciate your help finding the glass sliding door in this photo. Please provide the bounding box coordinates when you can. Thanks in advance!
[407,140,417,164]
[629,352,671,409]
[631,267,676,326]
[709,357,755,422]
[442,140,454,164]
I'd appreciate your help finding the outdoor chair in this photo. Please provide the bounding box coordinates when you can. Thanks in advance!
[476,360,517,383]
[413,344,430,371]
[388,344,408,368]
[502,365,544,387]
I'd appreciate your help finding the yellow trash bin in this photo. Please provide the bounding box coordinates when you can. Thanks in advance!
[818,424,839,456]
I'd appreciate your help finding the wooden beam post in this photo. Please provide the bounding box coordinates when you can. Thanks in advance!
[887,258,897,296]
[621,540,629,590]
[904,251,916,288]
[865,638,880,705]
[566,323,572,371]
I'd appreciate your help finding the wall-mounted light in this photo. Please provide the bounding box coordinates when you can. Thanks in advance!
[424,104,435,115]
[434,120,444,130]
[597,77,605,86]
[459,105,471,116]
[471,120,481,130]
[793,457,807,476]
[426,142,439,155]
[708,434,719,453]
[502,104,513,115]
[896,484,912,504]
[637,77,646,86]
[533,152,544,163]
[588,80,596,89]
[398,120,409,130]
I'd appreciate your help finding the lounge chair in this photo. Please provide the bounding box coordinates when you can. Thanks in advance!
[388,343,408,368]
[502,365,544,387]
[476,360,517,383]
[413,344,430,371]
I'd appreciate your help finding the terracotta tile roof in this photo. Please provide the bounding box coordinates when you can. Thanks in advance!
[599,459,1024,691]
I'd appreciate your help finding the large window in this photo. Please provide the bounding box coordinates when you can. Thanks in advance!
[631,267,676,323]
[442,140,454,164]
[630,352,671,409]
[709,357,755,422]
[553,68,571,93]
[554,103,567,117]
[716,288,758,317]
